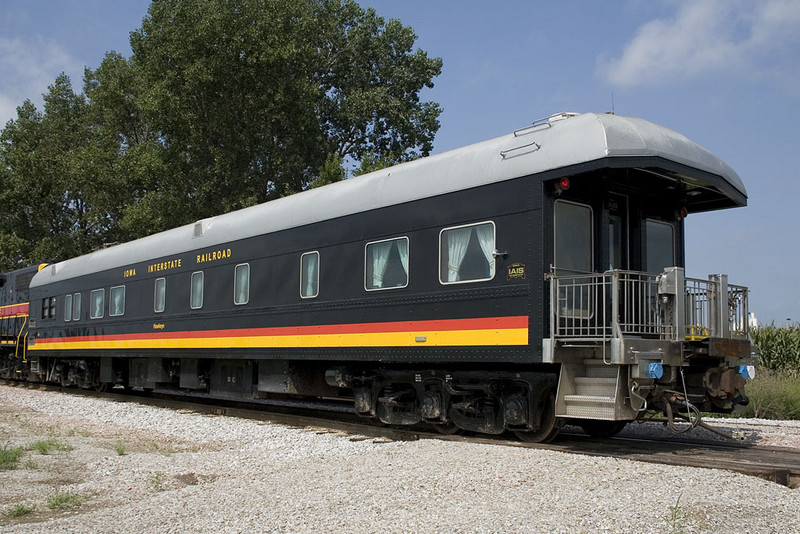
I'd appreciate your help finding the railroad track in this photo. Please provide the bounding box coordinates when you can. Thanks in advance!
[5,381,799,488]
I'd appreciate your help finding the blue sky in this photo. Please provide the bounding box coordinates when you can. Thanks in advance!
[1,0,799,324]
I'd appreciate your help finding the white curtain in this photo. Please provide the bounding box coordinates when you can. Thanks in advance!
[155,280,165,312]
[397,239,409,281]
[93,292,103,317]
[446,227,472,282]
[370,241,393,289]
[475,223,495,277]
[303,254,318,297]
[235,265,249,304]
[191,273,203,308]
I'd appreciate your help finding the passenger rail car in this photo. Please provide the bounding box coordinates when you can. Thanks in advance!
[18,112,755,442]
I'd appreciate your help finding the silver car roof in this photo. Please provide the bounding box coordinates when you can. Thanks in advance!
[31,112,746,287]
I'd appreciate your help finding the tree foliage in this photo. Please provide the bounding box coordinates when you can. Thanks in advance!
[0,0,442,270]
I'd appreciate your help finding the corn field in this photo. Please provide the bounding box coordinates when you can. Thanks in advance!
[751,324,800,376]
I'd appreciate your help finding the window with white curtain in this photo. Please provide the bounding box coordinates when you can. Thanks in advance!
[439,221,496,284]
[300,251,319,298]
[365,237,409,291]
[64,294,73,322]
[110,286,126,316]
[90,289,105,319]
[234,263,250,305]
[190,272,204,309]
[154,278,166,313]
[72,293,81,321]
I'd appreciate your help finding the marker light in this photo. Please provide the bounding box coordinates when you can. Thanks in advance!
[647,362,664,379]
[738,365,755,380]
[555,178,570,193]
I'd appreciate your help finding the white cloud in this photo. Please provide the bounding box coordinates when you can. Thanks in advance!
[0,35,83,126]
[599,0,800,88]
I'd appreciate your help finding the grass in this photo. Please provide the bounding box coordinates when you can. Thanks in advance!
[113,441,126,456]
[149,472,166,492]
[725,325,800,421]
[664,493,685,534]
[47,491,86,511]
[739,370,800,420]
[6,503,36,518]
[150,441,174,456]
[27,438,73,455]
[0,446,23,470]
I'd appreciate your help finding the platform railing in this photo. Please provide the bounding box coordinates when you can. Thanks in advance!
[549,268,749,341]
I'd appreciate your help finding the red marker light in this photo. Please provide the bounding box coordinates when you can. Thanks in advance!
[560,178,570,190]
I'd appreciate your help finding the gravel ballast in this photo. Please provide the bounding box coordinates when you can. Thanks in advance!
[1,385,799,533]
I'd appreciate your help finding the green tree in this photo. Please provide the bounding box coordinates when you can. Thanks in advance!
[128,0,442,215]
[0,76,99,268]
[0,0,442,268]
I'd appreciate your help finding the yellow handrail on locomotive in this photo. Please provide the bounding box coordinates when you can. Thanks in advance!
[685,324,709,341]
[15,314,28,363]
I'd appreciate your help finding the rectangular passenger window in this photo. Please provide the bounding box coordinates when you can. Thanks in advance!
[72,293,81,321]
[439,222,496,284]
[365,237,409,290]
[190,272,204,309]
[645,219,675,273]
[64,294,73,322]
[234,264,250,305]
[110,286,125,316]
[154,278,166,313]
[90,289,105,319]
[109,286,125,317]
[300,251,319,298]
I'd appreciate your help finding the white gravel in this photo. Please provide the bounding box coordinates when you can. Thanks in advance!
[1,385,799,533]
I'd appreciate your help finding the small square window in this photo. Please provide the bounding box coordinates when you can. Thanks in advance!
[365,237,409,291]
[439,221,496,284]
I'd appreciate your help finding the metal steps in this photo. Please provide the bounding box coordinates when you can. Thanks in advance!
[557,360,631,420]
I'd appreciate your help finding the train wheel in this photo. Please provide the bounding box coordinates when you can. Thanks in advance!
[95,382,109,393]
[514,389,561,443]
[577,419,628,439]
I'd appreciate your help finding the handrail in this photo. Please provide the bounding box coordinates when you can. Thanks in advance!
[15,315,27,361]
[550,268,749,341]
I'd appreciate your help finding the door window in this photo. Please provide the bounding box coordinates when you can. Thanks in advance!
[645,219,675,273]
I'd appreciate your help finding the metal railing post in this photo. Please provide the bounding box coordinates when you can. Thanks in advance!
[674,267,685,340]
[709,274,730,338]
[658,267,684,340]
[549,274,557,339]
[610,271,619,339]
